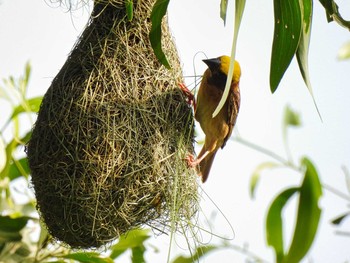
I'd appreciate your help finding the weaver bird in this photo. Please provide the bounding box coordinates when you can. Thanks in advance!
[183,55,241,183]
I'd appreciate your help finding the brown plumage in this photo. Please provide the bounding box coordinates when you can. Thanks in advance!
[186,55,241,183]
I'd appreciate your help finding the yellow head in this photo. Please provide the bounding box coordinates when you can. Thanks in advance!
[203,55,241,84]
[218,55,241,84]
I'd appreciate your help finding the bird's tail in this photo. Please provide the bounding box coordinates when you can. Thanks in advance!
[199,151,217,183]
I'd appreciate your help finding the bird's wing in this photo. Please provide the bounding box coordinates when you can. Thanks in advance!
[222,84,240,148]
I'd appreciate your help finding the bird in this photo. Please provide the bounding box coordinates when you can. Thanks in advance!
[183,55,241,183]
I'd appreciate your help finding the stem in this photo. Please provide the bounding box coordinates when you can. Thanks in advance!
[233,136,350,202]
[229,243,270,263]
[322,183,350,202]
[334,231,350,237]
[232,136,295,168]
[283,127,294,165]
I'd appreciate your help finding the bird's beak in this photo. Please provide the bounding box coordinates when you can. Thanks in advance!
[202,57,221,70]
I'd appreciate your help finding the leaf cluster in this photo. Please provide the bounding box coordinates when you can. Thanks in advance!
[247,106,323,263]
[148,0,349,117]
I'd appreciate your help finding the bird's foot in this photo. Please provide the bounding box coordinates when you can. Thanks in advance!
[178,83,196,110]
[184,154,204,180]
[184,154,199,168]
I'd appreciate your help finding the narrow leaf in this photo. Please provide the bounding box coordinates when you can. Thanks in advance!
[62,252,113,263]
[8,157,30,181]
[109,229,150,259]
[331,212,350,225]
[296,0,322,119]
[220,0,228,24]
[284,157,322,263]
[131,246,146,263]
[0,216,30,232]
[171,245,220,263]
[2,96,42,130]
[0,131,32,180]
[266,187,299,263]
[0,216,31,243]
[0,137,6,174]
[37,219,50,251]
[0,230,23,243]
[21,62,31,96]
[337,41,350,60]
[0,84,11,101]
[250,162,279,198]
[296,0,312,90]
[125,0,134,21]
[212,0,246,117]
[270,0,302,93]
[283,105,301,128]
[149,0,171,69]
[10,96,42,119]
[12,242,31,257]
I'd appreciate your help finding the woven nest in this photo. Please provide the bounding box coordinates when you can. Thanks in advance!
[27,0,198,249]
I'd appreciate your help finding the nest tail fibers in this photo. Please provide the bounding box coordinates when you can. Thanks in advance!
[27,0,198,249]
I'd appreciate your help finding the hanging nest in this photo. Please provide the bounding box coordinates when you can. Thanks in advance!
[27,0,198,249]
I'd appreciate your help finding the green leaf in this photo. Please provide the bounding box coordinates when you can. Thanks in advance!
[0,216,30,243]
[284,157,322,263]
[212,0,246,118]
[250,162,279,198]
[131,246,146,263]
[171,245,221,263]
[338,41,350,60]
[8,157,30,181]
[296,0,312,92]
[37,220,50,250]
[21,62,31,96]
[270,0,302,93]
[296,0,322,119]
[10,96,42,120]
[283,105,301,128]
[0,216,29,232]
[0,242,31,263]
[2,96,42,131]
[149,0,171,69]
[331,212,350,225]
[0,137,6,174]
[12,242,31,257]
[0,131,32,180]
[109,229,150,259]
[0,84,11,101]
[220,0,228,24]
[62,252,113,263]
[125,0,134,21]
[266,187,299,263]
[0,230,23,243]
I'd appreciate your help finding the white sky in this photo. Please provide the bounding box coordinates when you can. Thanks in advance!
[0,0,350,262]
